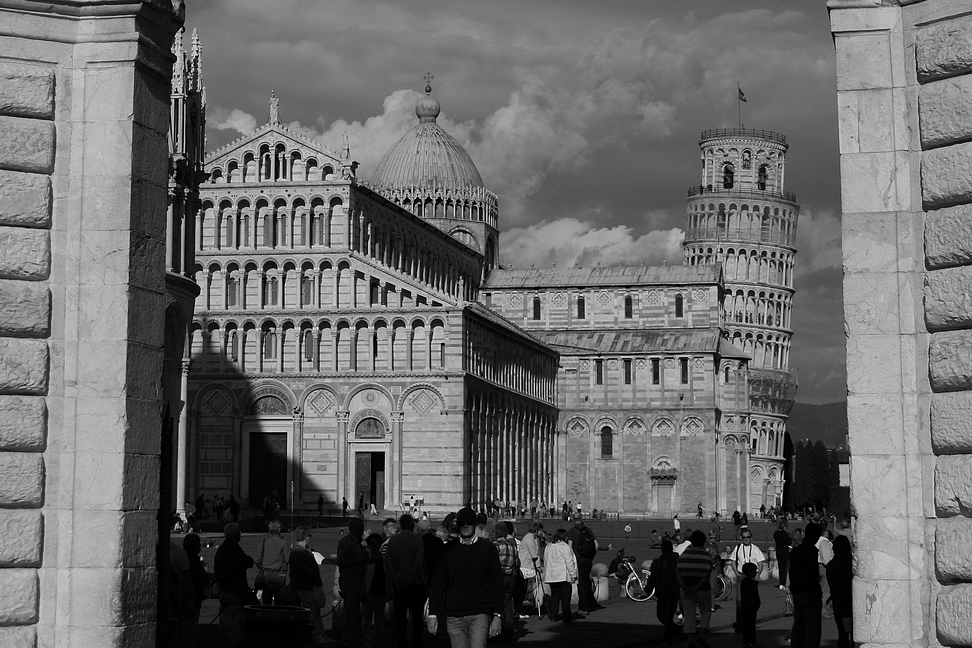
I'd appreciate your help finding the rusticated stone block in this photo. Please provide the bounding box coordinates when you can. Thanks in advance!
[0,396,46,451]
[0,510,42,567]
[926,203,972,269]
[0,227,49,280]
[0,116,54,174]
[922,142,972,207]
[932,391,972,453]
[917,13,972,82]
[0,569,38,624]
[0,453,43,507]
[0,170,51,228]
[0,627,35,648]
[0,61,53,119]
[938,584,972,645]
[0,281,49,336]
[926,266,972,330]
[72,510,154,568]
[936,517,972,581]
[929,330,972,392]
[936,455,972,516]
[0,338,48,394]
[71,567,157,626]
[920,75,972,148]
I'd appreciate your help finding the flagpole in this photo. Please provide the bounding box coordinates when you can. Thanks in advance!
[737,83,741,129]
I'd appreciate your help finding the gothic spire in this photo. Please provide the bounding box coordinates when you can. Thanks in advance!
[190,28,203,93]
[171,27,185,94]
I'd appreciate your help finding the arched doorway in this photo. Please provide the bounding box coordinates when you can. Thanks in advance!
[348,411,391,512]
[245,395,291,509]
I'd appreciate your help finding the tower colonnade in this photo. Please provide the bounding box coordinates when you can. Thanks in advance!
[684,128,800,511]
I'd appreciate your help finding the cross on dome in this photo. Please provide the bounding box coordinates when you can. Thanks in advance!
[423,71,434,94]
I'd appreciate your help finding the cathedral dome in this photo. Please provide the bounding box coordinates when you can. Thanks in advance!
[371,86,485,190]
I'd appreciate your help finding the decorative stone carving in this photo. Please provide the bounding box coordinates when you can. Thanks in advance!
[567,418,588,437]
[306,389,335,417]
[681,417,704,437]
[651,418,674,437]
[202,388,230,416]
[252,395,287,415]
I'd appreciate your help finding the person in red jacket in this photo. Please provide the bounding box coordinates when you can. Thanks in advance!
[427,507,504,647]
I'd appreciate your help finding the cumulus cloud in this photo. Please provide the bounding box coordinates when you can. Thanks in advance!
[210,107,258,135]
[499,218,685,269]
[795,206,841,273]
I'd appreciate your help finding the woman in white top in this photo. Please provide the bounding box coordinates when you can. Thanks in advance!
[543,529,579,623]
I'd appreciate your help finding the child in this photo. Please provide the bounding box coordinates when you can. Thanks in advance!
[740,561,761,647]
[624,523,632,539]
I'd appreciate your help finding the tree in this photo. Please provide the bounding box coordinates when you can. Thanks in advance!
[791,440,815,512]
[782,431,795,511]
[812,440,831,510]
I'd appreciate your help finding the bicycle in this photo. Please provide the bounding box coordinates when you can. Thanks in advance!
[614,551,654,602]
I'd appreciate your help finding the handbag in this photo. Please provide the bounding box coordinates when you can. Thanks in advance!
[254,539,267,589]
[204,573,220,599]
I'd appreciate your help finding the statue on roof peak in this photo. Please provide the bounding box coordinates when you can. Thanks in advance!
[269,90,280,124]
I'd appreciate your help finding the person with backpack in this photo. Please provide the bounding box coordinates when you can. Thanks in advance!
[647,539,681,648]
[567,514,611,613]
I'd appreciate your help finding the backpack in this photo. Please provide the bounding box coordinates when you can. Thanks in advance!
[577,527,596,558]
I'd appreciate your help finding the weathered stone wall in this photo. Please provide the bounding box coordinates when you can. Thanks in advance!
[0,1,180,646]
[830,0,972,645]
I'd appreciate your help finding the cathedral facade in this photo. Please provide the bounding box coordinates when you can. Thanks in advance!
[182,82,798,517]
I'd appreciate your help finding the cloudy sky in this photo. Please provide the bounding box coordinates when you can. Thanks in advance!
[186,0,844,404]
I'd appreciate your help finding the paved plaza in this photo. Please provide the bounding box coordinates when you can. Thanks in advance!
[191,516,839,646]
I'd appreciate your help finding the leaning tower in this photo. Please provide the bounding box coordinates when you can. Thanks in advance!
[683,128,799,514]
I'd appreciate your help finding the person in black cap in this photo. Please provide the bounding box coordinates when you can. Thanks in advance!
[428,507,504,647]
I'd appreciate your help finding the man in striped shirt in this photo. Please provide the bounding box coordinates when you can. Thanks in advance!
[676,530,714,648]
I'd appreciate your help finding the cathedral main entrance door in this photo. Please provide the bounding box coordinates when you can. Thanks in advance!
[249,432,288,509]
[657,484,673,516]
[355,451,385,511]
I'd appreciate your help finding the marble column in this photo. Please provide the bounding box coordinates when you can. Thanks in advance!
[336,411,349,507]
[175,360,191,516]
[391,411,404,506]
[292,407,304,506]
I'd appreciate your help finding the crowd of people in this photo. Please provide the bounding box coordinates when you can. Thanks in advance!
[169,508,854,648]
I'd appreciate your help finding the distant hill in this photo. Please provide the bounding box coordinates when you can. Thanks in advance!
[787,401,848,449]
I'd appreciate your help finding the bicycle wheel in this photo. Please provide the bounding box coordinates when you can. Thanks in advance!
[625,573,650,602]
[715,575,732,602]
[533,576,544,615]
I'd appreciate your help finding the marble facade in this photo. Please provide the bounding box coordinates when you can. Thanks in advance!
[0,0,184,645]
[830,0,972,645]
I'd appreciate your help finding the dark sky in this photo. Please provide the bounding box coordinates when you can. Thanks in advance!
[186,0,844,404]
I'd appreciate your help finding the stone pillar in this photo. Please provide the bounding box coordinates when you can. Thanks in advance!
[175,360,190,516]
[391,411,403,507]
[292,407,303,506]
[188,414,199,503]
[829,3,972,645]
[0,1,182,645]
[232,410,242,504]
[336,411,349,507]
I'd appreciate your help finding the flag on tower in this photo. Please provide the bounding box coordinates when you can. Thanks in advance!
[738,87,747,102]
